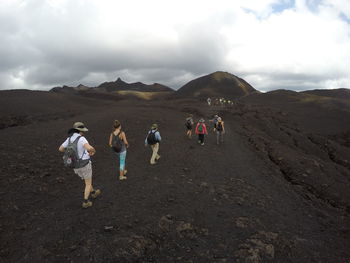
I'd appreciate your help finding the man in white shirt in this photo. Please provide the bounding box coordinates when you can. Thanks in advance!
[59,122,100,208]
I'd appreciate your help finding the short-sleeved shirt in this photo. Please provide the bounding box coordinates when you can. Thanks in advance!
[61,133,90,161]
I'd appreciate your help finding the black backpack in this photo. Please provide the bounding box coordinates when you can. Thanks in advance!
[217,122,223,131]
[111,132,123,153]
[147,130,158,145]
[185,118,192,129]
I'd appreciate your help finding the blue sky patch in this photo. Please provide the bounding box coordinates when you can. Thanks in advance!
[339,13,350,24]
[305,0,323,13]
[271,0,295,13]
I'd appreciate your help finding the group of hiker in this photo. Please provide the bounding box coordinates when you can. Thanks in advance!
[207,97,235,107]
[59,114,225,208]
[59,121,162,208]
[185,114,225,145]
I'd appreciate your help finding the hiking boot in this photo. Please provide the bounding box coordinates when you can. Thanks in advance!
[82,200,92,208]
[119,176,127,180]
[201,143,205,146]
[91,189,101,199]
[156,155,161,161]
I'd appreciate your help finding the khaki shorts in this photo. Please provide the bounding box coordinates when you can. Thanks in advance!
[73,161,92,180]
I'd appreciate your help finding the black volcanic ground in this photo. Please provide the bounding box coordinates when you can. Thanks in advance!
[0,89,350,262]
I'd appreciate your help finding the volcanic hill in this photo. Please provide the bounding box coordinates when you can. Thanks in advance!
[97,78,173,93]
[176,71,258,98]
[51,78,174,93]
[51,78,175,100]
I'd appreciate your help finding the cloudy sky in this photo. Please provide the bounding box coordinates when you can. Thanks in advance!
[1,0,350,92]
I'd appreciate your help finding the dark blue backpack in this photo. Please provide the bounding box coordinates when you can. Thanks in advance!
[147,130,158,145]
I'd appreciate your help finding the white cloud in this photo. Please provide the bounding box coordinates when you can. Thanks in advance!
[323,0,350,19]
[222,1,350,91]
[0,0,350,91]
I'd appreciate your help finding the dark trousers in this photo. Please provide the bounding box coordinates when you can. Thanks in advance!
[198,134,204,144]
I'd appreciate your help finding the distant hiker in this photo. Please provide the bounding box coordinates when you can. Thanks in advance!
[185,114,194,139]
[207,97,211,106]
[109,120,129,180]
[59,122,100,208]
[195,118,208,145]
[145,124,162,165]
[216,117,225,144]
[209,114,219,132]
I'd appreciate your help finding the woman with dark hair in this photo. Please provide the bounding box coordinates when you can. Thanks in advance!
[185,114,194,139]
[109,120,129,180]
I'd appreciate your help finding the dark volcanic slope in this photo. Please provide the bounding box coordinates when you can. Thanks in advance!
[176,71,258,98]
[0,90,120,129]
[302,88,350,100]
[241,89,350,135]
[0,91,349,262]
